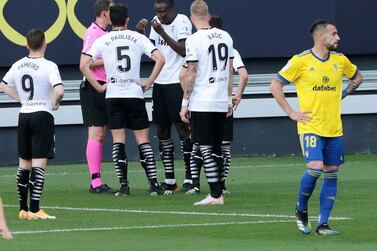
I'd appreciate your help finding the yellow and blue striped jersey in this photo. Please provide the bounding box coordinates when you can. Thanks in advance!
[278,49,358,137]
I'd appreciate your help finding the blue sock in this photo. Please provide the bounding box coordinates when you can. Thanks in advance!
[296,168,322,212]
[318,170,338,226]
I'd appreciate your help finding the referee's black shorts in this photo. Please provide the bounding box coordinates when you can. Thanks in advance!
[152,83,184,124]
[106,98,149,130]
[18,111,55,159]
[190,111,226,146]
[80,80,107,127]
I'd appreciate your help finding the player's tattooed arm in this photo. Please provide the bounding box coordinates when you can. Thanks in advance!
[183,62,197,99]
[345,71,364,95]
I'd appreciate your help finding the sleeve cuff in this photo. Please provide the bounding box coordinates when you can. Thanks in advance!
[53,83,64,88]
[1,79,8,85]
[277,73,291,85]
[350,68,359,80]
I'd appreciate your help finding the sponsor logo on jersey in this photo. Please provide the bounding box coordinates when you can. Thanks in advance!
[209,76,228,83]
[312,85,336,92]
[322,76,330,84]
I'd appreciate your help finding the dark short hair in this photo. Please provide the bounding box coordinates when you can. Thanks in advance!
[95,0,112,17]
[109,3,129,27]
[310,19,336,35]
[156,0,174,7]
[210,15,223,29]
[26,29,45,51]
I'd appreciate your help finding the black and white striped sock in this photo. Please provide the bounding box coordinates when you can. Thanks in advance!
[221,143,231,182]
[16,167,30,211]
[159,138,175,184]
[112,143,128,185]
[29,167,45,213]
[139,143,158,186]
[199,145,221,198]
[190,143,202,186]
[181,139,193,183]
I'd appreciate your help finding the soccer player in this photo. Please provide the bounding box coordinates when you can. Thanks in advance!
[81,3,167,196]
[184,15,248,195]
[0,197,13,240]
[269,20,363,235]
[180,0,234,205]
[137,0,193,193]
[1,29,64,220]
[79,0,115,194]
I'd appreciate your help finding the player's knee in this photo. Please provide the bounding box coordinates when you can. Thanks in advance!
[157,124,171,139]
[175,122,190,140]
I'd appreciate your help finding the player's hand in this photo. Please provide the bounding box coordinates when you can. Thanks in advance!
[1,226,13,240]
[232,95,242,110]
[288,110,312,124]
[53,102,60,111]
[142,83,151,93]
[180,106,190,123]
[227,105,233,117]
[151,18,164,34]
[96,83,107,93]
[136,18,148,34]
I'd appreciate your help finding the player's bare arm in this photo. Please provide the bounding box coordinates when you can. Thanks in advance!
[0,81,20,102]
[89,59,104,69]
[142,50,165,92]
[345,71,364,95]
[179,62,196,123]
[53,85,64,110]
[269,77,312,124]
[227,58,234,116]
[151,19,186,57]
[232,67,248,110]
[79,54,106,93]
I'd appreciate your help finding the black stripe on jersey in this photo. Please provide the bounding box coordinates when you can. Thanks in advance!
[236,66,246,70]
[94,22,107,32]
[1,79,8,85]
[186,60,198,63]
[230,56,234,59]
[81,52,93,57]
[53,83,63,88]
[151,48,158,54]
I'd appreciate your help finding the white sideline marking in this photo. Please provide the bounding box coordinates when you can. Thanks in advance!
[12,220,294,235]
[0,160,375,178]
[0,163,303,178]
[4,204,352,220]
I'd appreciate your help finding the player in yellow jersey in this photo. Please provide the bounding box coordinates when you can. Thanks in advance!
[270,20,363,235]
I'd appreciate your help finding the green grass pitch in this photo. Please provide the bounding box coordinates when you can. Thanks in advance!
[1,154,377,250]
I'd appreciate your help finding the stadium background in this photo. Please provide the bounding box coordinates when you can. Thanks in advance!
[1,0,377,164]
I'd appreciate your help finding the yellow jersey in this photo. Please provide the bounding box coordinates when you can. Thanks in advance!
[278,49,358,137]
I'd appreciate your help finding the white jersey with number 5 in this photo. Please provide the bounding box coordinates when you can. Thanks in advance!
[87,29,157,99]
[185,27,234,112]
[2,57,62,115]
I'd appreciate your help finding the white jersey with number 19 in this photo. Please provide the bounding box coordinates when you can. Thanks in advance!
[87,29,157,99]
[2,57,62,115]
[185,27,234,112]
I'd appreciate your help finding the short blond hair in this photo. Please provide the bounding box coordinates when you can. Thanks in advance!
[190,0,209,18]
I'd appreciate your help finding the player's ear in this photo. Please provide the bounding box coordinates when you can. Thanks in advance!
[125,17,130,26]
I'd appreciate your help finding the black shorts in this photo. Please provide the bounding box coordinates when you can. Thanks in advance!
[152,83,183,124]
[18,111,55,159]
[80,80,107,127]
[106,98,149,130]
[223,114,234,142]
[190,111,226,145]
